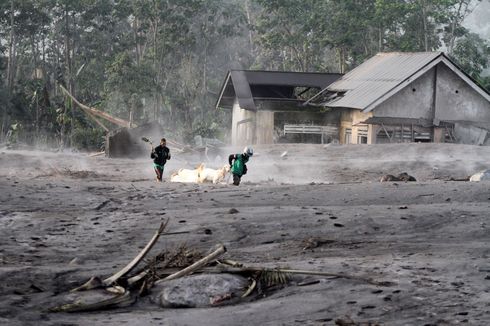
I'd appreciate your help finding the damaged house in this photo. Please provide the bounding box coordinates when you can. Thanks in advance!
[215,70,341,145]
[217,52,490,146]
[308,52,490,145]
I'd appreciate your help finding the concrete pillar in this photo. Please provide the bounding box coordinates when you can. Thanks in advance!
[433,127,445,143]
[231,99,256,146]
[255,111,274,144]
[368,124,376,144]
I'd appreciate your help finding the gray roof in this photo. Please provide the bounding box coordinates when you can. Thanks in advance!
[322,52,443,110]
[310,52,490,112]
[215,70,341,111]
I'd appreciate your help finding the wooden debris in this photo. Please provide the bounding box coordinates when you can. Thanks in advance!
[88,151,105,157]
[50,220,396,314]
[71,220,168,292]
[156,244,226,283]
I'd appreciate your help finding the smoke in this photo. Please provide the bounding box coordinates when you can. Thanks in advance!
[463,0,490,76]
[2,143,489,184]
[238,143,490,184]
[463,0,490,39]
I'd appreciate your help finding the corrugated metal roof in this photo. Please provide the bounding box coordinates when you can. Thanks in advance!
[215,70,341,110]
[324,52,443,110]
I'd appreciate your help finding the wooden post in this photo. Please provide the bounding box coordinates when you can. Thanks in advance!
[433,128,445,143]
[381,123,391,142]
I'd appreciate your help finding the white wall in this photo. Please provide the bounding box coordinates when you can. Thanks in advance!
[231,99,256,146]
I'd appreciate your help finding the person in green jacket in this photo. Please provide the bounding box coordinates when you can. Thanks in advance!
[228,147,253,186]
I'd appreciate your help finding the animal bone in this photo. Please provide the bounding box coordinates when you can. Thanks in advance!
[72,221,168,291]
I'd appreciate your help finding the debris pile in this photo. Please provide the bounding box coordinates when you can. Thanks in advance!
[49,221,395,313]
[380,172,416,182]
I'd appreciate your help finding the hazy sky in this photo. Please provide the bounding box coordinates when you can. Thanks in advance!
[464,0,490,39]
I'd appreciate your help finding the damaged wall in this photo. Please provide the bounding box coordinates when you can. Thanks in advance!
[367,63,490,145]
[454,123,488,145]
[106,122,166,158]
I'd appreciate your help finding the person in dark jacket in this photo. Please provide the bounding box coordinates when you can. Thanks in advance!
[151,138,171,182]
[228,146,253,186]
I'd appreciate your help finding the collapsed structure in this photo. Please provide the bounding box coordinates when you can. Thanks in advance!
[216,52,490,145]
[215,71,341,145]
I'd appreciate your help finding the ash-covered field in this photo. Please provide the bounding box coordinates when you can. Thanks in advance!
[0,143,489,325]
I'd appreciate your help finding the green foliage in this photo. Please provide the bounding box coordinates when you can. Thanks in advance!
[479,76,490,92]
[71,126,105,150]
[0,0,488,149]
[450,32,490,79]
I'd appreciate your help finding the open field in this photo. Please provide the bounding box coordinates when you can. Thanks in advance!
[0,143,489,325]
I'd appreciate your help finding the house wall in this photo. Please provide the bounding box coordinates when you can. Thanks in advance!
[256,111,274,144]
[231,100,274,145]
[340,109,373,144]
[373,68,435,120]
[231,99,255,146]
[368,62,490,144]
[435,64,490,123]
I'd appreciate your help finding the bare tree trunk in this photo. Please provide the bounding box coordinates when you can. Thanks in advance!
[337,47,346,74]
[448,0,473,55]
[64,6,74,147]
[203,41,207,95]
[153,3,159,121]
[6,0,15,95]
[133,18,141,64]
[244,0,255,58]
[420,0,429,51]
[378,26,383,52]
[2,0,15,141]
[60,4,72,149]
[32,35,40,139]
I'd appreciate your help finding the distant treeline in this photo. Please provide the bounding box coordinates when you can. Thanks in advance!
[0,0,488,149]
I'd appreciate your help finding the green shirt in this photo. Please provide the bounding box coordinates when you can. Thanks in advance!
[231,154,249,176]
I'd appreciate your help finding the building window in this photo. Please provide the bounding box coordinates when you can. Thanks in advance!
[358,136,368,144]
[345,128,352,144]
[357,126,368,144]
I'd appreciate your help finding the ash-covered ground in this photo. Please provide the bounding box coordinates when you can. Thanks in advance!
[0,143,489,325]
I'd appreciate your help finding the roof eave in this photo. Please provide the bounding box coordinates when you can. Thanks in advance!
[215,71,232,110]
[362,53,445,113]
[440,55,490,102]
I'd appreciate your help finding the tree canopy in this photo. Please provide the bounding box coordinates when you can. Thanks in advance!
[0,0,488,149]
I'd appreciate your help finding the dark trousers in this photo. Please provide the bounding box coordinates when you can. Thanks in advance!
[233,174,241,186]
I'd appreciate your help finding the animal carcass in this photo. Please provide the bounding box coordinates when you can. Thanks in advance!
[199,165,230,184]
[170,164,204,183]
[380,172,416,182]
